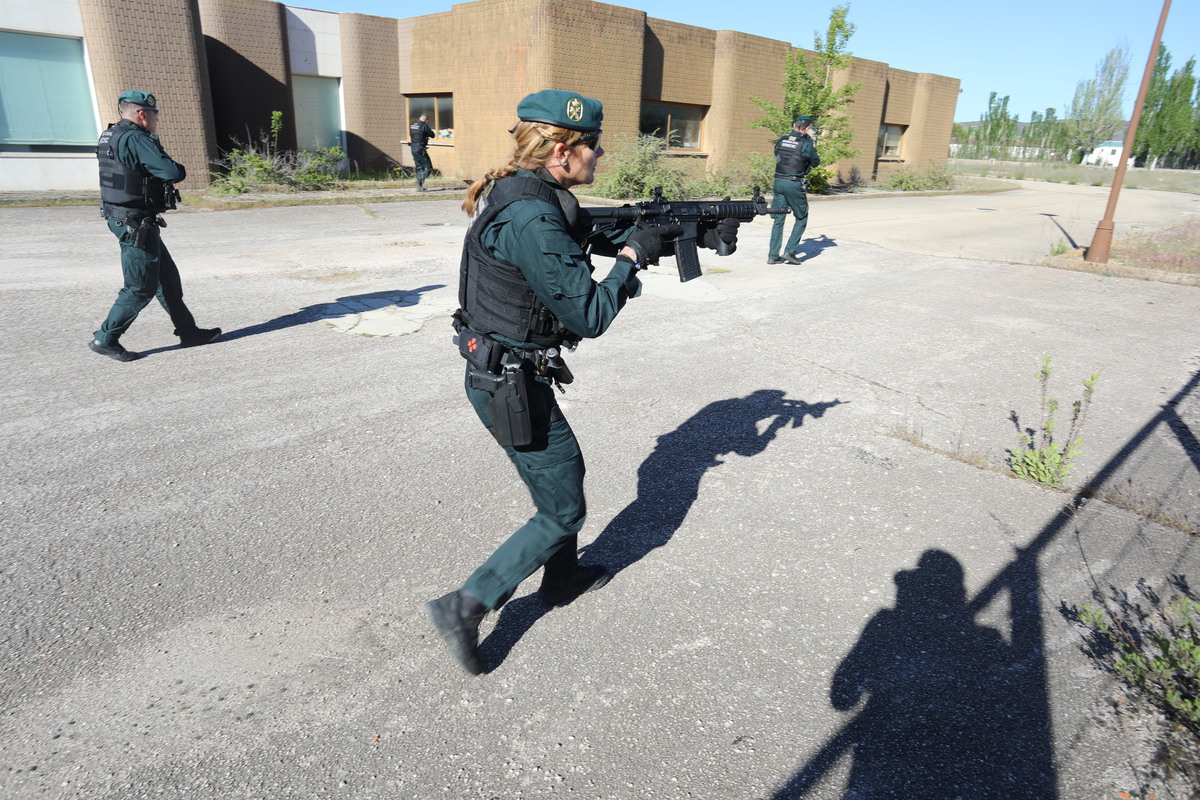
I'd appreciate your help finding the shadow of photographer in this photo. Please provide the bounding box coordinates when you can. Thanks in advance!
[771,549,1054,798]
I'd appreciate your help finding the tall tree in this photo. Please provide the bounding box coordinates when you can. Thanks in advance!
[1059,45,1130,163]
[750,3,861,185]
[977,92,1018,159]
[1136,47,1198,169]
[1133,44,1173,167]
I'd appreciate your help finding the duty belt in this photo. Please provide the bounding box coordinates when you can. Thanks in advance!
[774,173,807,182]
[101,204,156,222]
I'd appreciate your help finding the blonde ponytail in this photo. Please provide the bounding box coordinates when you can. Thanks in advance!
[462,121,583,216]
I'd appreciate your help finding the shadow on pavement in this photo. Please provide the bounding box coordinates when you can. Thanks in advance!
[481,390,846,670]
[796,234,838,262]
[769,368,1200,798]
[217,285,446,343]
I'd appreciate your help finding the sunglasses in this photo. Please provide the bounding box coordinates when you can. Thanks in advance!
[577,131,601,151]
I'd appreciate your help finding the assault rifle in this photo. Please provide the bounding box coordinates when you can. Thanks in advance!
[579,186,783,282]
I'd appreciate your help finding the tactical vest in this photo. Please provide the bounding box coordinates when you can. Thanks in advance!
[775,133,812,177]
[410,121,430,148]
[97,120,167,215]
[457,176,582,349]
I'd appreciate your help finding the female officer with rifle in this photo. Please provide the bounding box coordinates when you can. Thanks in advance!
[424,89,735,675]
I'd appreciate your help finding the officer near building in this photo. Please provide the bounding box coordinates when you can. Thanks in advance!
[424,89,738,675]
[89,90,219,362]
[767,116,820,266]
[409,113,435,191]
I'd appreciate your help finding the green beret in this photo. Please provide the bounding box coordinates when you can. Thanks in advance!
[118,90,157,108]
[793,116,813,126]
[517,89,602,132]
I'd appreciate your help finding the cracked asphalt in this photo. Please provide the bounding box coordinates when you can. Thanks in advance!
[2,179,1199,799]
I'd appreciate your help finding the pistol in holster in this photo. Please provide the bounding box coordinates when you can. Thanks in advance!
[123,212,166,250]
[455,330,534,448]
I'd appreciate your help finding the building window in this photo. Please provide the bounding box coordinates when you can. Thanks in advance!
[877,124,905,158]
[406,95,453,141]
[292,75,342,150]
[0,31,97,151]
[640,103,704,150]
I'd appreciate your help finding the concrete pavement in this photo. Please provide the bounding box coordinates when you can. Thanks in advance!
[1,182,1198,798]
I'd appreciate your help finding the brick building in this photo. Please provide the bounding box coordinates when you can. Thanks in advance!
[0,0,960,191]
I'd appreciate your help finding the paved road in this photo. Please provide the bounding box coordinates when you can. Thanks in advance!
[1,183,1198,799]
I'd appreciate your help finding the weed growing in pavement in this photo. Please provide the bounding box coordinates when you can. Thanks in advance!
[1049,238,1071,256]
[1086,478,1199,535]
[1008,356,1099,489]
[1065,577,1200,754]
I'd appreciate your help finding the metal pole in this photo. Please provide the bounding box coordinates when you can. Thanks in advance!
[1085,0,1172,264]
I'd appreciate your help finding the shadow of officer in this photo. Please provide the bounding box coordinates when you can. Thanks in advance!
[481,390,845,671]
[582,390,845,576]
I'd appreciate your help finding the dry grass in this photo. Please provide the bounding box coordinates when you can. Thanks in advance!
[1111,216,1200,274]
[949,159,1200,195]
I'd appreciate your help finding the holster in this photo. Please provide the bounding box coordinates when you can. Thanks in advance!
[485,365,533,448]
[457,331,534,447]
[128,214,163,250]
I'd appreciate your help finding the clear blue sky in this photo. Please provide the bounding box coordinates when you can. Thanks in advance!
[292,0,1198,123]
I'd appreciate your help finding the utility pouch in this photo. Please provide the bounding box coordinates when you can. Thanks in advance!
[487,368,533,448]
[457,330,498,371]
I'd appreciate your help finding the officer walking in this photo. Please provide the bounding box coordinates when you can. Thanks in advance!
[424,89,731,675]
[767,116,820,266]
[89,90,218,362]
[409,113,435,191]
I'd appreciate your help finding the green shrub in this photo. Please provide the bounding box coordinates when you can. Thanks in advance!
[1072,583,1200,742]
[591,134,690,199]
[210,111,346,194]
[878,164,956,191]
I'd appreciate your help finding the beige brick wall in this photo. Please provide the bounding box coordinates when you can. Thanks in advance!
[198,0,294,153]
[709,32,794,174]
[643,19,714,106]
[340,13,403,173]
[10,0,959,191]
[81,0,217,189]
[543,0,646,154]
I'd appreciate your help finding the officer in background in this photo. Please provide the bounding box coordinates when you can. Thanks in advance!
[767,116,821,266]
[89,90,219,362]
[424,89,737,675]
[409,113,435,191]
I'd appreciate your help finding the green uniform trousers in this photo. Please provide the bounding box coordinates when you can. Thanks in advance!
[462,363,586,609]
[411,145,433,184]
[769,176,810,259]
[95,217,197,344]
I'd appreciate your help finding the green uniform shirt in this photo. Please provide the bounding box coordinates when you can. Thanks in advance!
[117,124,186,183]
[478,169,640,347]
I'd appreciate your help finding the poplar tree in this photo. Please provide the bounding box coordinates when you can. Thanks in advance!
[1135,45,1199,169]
[750,3,861,186]
[1059,46,1130,163]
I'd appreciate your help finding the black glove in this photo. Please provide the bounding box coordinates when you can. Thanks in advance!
[700,218,740,253]
[624,223,684,267]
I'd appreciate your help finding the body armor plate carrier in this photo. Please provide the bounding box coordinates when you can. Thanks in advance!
[775,133,812,178]
[97,120,169,217]
[456,176,582,349]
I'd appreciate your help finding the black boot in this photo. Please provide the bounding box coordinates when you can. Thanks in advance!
[537,565,612,607]
[424,591,487,675]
